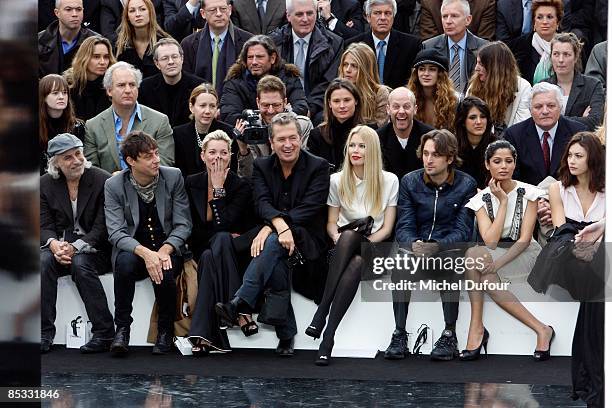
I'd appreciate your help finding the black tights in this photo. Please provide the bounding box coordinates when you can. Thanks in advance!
[311,230,370,349]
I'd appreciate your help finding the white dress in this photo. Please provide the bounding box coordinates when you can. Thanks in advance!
[465,181,544,282]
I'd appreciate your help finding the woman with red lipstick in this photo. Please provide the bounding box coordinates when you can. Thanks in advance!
[407,48,457,131]
[461,140,554,362]
[543,33,605,131]
[467,41,531,134]
[39,74,85,174]
[115,0,169,78]
[305,125,398,366]
[64,36,116,121]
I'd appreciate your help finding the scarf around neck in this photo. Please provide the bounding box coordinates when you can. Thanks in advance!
[531,32,552,84]
[129,172,159,203]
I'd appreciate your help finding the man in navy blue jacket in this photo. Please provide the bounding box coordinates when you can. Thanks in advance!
[385,129,476,361]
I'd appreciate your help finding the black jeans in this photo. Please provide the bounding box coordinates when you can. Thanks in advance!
[40,249,114,341]
[113,250,181,332]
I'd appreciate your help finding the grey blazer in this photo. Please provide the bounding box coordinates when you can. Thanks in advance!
[104,166,192,267]
[84,104,175,174]
[230,0,286,35]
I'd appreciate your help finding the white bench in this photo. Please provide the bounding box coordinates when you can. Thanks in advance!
[54,274,578,357]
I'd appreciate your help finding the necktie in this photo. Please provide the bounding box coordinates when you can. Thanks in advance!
[522,0,532,35]
[212,36,220,87]
[542,131,551,174]
[256,0,265,30]
[377,40,386,83]
[449,43,461,92]
[295,38,306,85]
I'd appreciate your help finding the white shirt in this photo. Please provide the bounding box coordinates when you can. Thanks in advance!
[535,121,559,157]
[372,33,390,60]
[328,170,399,234]
[557,181,605,223]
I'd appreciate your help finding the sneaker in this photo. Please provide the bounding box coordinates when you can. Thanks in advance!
[384,329,409,360]
[430,329,458,361]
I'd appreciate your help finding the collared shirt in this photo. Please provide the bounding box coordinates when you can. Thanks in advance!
[372,32,391,60]
[61,34,80,54]
[272,153,302,212]
[292,30,313,63]
[423,168,456,187]
[185,0,199,15]
[210,29,228,51]
[535,121,559,157]
[447,32,467,76]
[254,0,267,13]
[113,103,142,169]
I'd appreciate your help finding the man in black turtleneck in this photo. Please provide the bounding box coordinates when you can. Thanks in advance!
[139,38,204,127]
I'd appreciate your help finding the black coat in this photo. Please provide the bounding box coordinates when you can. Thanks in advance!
[347,29,422,89]
[377,119,433,180]
[270,23,343,120]
[220,64,308,125]
[162,0,206,43]
[100,0,165,43]
[139,71,204,127]
[328,0,365,40]
[117,44,161,79]
[173,120,238,178]
[544,73,605,131]
[38,21,99,78]
[502,116,588,186]
[513,32,540,85]
[185,170,254,259]
[71,76,111,121]
[40,166,111,253]
[181,23,253,96]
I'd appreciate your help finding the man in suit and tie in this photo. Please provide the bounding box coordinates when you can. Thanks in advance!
[180,0,253,96]
[215,112,329,357]
[502,82,587,233]
[163,0,206,42]
[420,0,495,41]
[84,61,175,174]
[139,38,204,127]
[422,0,487,96]
[231,0,287,35]
[346,0,421,90]
[40,133,115,354]
[105,131,192,355]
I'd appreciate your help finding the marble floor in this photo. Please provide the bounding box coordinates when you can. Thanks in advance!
[42,373,585,407]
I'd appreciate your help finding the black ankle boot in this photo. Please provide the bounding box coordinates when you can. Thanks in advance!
[315,337,334,366]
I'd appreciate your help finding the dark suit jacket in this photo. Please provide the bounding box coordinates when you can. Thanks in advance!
[40,166,111,252]
[181,23,253,96]
[422,30,488,94]
[139,71,204,127]
[377,119,433,180]
[329,0,365,40]
[346,30,422,89]
[172,119,238,178]
[252,150,330,260]
[420,0,496,41]
[502,116,588,185]
[230,0,286,35]
[544,73,605,131]
[162,0,206,42]
[513,32,540,85]
[38,21,99,77]
[185,170,254,259]
[100,0,165,43]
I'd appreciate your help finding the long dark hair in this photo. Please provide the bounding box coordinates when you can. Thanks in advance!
[39,74,78,146]
[558,132,605,192]
[320,78,364,145]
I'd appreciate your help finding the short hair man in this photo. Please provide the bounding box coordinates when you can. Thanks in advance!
[215,112,329,356]
[235,74,313,177]
[39,0,99,77]
[231,0,288,35]
[422,0,488,95]
[346,0,422,89]
[104,132,192,355]
[139,38,204,127]
[270,0,343,124]
[377,87,434,179]
[220,35,309,125]
[163,0,207,43]
[385,129,476,361]
[40,133,115,354]
[180,0,253,95]
[84,61,175,174]
[420,0,495,41]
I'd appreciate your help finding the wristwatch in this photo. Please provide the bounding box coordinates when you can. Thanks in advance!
[212,187,226,199]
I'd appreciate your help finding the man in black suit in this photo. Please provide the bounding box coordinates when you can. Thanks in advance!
[377,87,434,180]
[162,0,206,42]
[215,112,329,356]
[100,0,164,43]
[180,0,253,96]
[346,0,421,89]
[40,133,115,354]
[139,38,204,127]
[316,0,364,40]
[421,0,487,95]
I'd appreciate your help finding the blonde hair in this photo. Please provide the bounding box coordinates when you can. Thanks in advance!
[338,125,384,217]
[64,36,116,94]
[116,0,169,56]
[201,129,233,151]
[407,66,457,130]
[339,43,382,124]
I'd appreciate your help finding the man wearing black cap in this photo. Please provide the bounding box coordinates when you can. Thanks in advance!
[40,133,115,354]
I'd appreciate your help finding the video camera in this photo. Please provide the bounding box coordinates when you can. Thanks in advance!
[235,109,269,145]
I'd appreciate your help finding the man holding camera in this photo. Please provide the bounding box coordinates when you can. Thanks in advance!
[234,75,313,177]
[215,112,329,356]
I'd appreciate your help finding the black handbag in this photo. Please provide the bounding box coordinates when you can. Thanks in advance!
[257,289,290,326]
[337,216,375,236]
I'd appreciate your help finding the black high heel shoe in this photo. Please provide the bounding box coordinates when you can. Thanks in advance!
[315,338,334,366]
[305,325,322,339]
[238,313,259,337]
[459,328,489,361]
[190,339,210,357]
[533,326,555,362]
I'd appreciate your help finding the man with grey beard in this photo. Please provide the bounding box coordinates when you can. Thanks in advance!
[40,133,115,354]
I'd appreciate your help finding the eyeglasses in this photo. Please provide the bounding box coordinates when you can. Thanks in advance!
[205,6,229,14]
[259,102,284,110]
[157,54,182,63]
